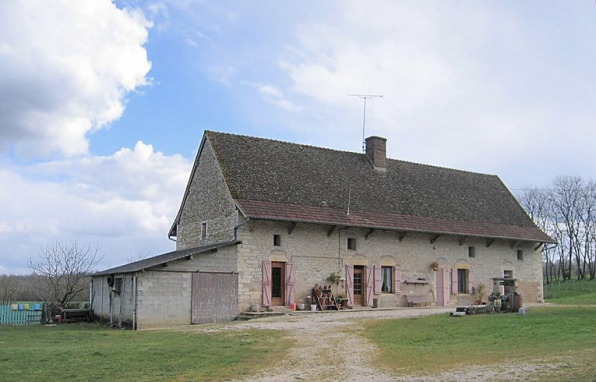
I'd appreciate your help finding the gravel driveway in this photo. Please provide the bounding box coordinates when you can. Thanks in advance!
[167,305,565,381]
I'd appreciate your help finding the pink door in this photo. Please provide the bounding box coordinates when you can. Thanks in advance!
[436,268,449,306]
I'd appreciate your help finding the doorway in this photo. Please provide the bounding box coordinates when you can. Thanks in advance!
[436,268,449,306]
[353,266,364,306]
[271,262,285,306]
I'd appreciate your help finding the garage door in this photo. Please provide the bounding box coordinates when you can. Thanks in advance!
[191,272,238,324]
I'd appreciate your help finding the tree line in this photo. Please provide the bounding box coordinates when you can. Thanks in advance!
[518,176,596,283]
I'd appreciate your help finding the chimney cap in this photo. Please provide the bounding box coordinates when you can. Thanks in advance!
[365,136,387,142]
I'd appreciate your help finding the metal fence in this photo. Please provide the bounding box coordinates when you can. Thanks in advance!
[0,302,44,326]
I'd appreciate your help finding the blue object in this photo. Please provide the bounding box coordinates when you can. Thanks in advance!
[18,304,24,310]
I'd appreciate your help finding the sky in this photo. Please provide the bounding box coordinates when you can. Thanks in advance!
[1,0,595,274]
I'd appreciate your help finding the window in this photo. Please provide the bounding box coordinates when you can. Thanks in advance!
[381,266,393,293]
[468,246,475,258]
[347,238,357,251]
[114,277,123,295]
[457,269,468,294]
[201,222,208,239]
[517,249,523,261]
[504,270,513,279]
[273,234,281,247]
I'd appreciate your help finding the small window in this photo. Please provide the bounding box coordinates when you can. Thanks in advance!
[457,269,468,294]
[381,266,393,293]
[517,250,523,261]
[201,222,208,239]
[114,277,123,295]
[468,246,475,258]
[273,234,281,247]
[504,270,513,279]
[347,238,357,251]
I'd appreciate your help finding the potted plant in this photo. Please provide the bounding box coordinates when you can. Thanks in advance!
[430,261,440,271]
[327,271,341,285]
[336,293,348,308]
[475,283,486,305]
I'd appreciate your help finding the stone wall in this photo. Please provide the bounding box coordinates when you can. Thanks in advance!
[236,221,543,311]
[176,139,238,250]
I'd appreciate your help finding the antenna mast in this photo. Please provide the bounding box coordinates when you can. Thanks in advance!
[348,94,383,152]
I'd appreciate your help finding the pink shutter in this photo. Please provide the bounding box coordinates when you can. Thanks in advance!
[374,265,382,295]
[365,267,374,307]
[468,271,474,295]
[443,268,450,304]
[262,261,272,307]
[286,262,295,305]
[345,265,354,307]
[394,265,402,294]
[451,268,458,295]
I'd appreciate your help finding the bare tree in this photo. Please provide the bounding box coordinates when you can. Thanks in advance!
[28,240,102,305]
[551,176,584,280]
[0,274,20,304]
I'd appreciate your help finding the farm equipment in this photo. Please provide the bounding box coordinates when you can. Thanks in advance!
[451,277,522,316]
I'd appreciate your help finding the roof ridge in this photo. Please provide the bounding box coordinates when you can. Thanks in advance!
[206,130,495,177]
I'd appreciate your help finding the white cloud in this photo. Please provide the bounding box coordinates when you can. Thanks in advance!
[274,1,596,185]
[0,0,152,157]
[256,83,302,112]
[0,142,192,273]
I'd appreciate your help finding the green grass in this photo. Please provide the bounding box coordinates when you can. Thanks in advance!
[364,307,596,377]
[544,279,596,305]
[0,323,289,381]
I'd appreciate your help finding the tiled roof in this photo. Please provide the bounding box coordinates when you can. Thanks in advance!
[237,200,553,243]
[206,131,552,243]
[92,241,240,276]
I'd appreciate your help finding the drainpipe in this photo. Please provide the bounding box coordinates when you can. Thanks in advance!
[133,274,138,330]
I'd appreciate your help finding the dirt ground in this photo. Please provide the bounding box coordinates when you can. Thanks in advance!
[169,305,572,381]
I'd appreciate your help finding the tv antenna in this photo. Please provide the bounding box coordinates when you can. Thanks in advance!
[348,94,383,152]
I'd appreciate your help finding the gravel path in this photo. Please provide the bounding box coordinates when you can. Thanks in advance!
[161,304,566,381]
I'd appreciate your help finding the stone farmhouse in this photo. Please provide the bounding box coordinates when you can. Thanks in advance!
[91,131,553,328]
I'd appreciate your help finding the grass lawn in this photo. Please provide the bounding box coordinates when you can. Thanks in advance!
[544,279,596,305]
[364,306,596,379]
[0,323,288,381]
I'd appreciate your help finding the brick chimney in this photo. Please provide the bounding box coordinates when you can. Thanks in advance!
[365,136,387,170]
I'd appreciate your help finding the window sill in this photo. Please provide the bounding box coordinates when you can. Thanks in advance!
[404,280,429,285]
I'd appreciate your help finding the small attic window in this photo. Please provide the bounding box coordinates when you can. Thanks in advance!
[273,234,281,247]
[347,238,357,251]
[201,222,208,239]
[517,249,523,261]
[468,246,475,258]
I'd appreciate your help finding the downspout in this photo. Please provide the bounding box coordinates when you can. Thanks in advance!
[133,274,138,330]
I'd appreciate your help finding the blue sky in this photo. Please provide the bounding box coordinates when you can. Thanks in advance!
[1,0,595,273]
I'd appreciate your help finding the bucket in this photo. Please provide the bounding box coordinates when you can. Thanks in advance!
[290,303,296,310]
[518,307,525,315]
[297,303,305,311]
[310,304,317,312]
[251,303,259,312]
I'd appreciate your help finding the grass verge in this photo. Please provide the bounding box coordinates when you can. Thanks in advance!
[0,323,289,381]
[544,279,596,305]
[364,306,596,377]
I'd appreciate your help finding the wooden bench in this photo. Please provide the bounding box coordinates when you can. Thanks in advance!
[406,295,428,307]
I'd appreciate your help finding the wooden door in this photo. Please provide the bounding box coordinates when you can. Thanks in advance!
[271,262,285,306]
[191,272,238,324]
[353,266,364,306]
[435,268,450,306]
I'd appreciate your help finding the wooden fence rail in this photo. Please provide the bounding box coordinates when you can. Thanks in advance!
[0,303,44,326]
